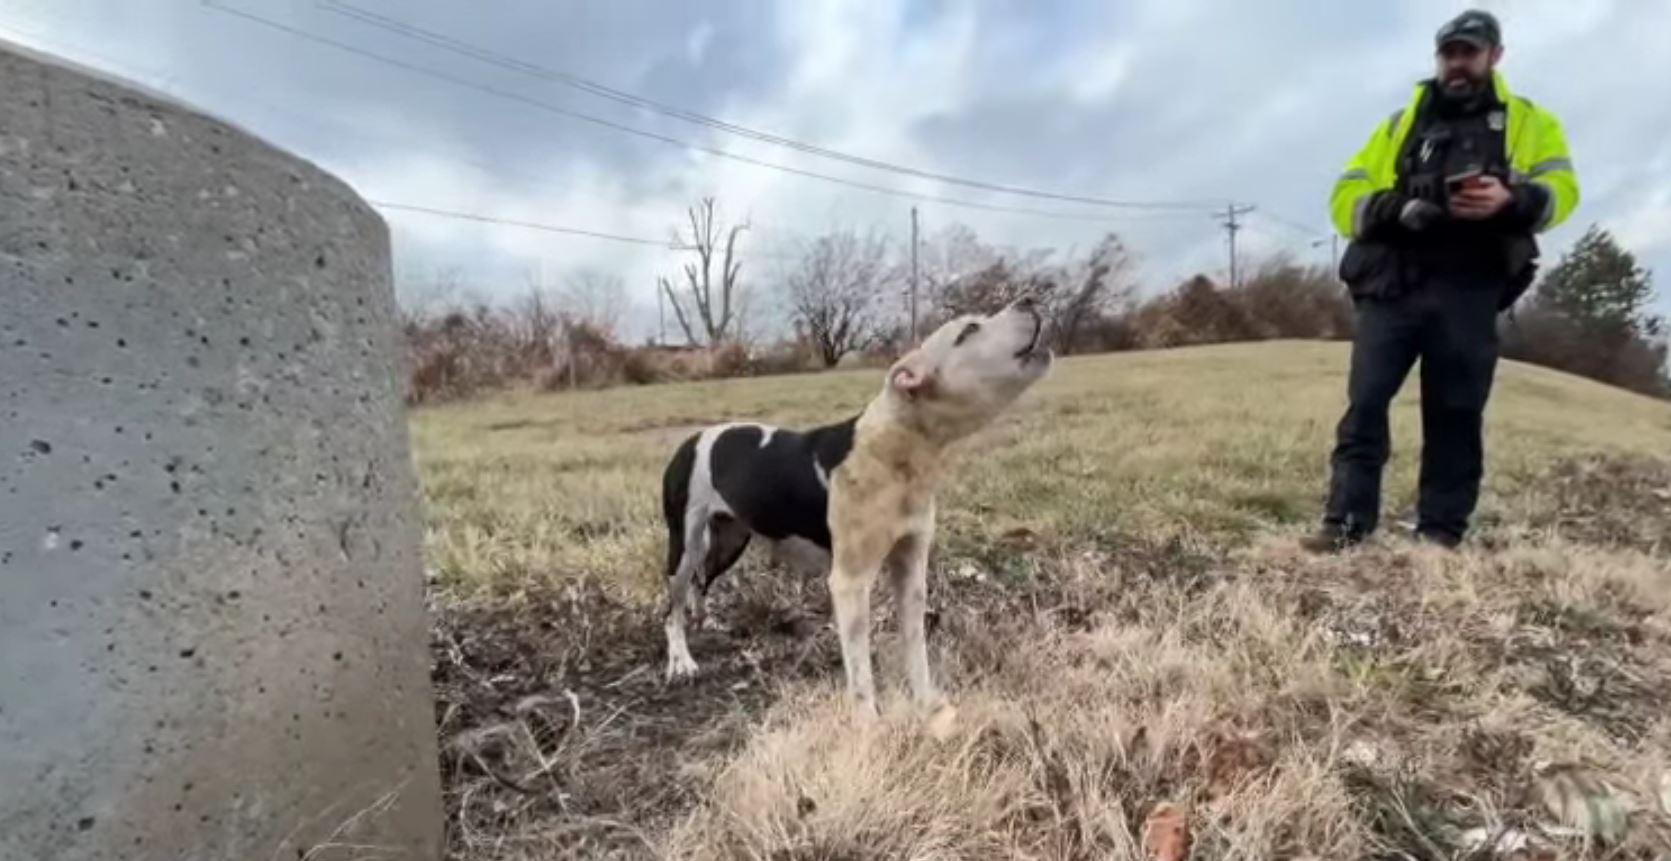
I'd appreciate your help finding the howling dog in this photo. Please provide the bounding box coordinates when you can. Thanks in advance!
[658,298,1052,716]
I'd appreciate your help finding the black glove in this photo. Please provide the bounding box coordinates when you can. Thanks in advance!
[1497,181,1551,231]
[1360,191,1407,238]
[1361,191,1442,238]
[1399,198,1444,232]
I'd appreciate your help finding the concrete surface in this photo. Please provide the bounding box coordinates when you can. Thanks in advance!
[0,41,443,860]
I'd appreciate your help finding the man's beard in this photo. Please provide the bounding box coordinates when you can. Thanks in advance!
[1441,70,1488,97]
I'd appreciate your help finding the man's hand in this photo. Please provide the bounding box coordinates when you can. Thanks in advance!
[1399,198,1444,232]
[1449,175,1511,220]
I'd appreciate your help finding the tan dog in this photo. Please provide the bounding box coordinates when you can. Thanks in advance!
[828,298,1052,717]
[657,299,1052,717]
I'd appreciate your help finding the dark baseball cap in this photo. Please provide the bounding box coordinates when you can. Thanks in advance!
[1436,10,1501,50]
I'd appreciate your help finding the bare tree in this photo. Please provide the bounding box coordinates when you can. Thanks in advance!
[519,267,637,390]
[1046,233,1135,355]
[916,227,1133,355]
[786,228,893,366]
[560,268,628,338]
[511,277,564,367]
[659,197,748,345]
[398,265,469,323]
[920,223,1055,321]
[918,223,1002,315]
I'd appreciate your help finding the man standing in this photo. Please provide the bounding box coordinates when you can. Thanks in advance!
[1306,10,1580,552]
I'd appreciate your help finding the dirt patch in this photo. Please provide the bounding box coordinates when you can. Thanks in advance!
[484,418,544,433]
[425,536,1098,860]
[430,570,841,860]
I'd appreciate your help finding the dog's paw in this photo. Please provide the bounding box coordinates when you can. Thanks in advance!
[665,652,700,683]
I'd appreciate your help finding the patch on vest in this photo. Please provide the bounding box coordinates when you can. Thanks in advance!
[1488,110,1506,132]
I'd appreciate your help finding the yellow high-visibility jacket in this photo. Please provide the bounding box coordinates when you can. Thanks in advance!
[1329,71,1579,239]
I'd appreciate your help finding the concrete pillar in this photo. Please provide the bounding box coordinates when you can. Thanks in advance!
[0,42,443,860]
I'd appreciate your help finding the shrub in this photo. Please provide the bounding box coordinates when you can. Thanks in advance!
[1501,306,1669,398]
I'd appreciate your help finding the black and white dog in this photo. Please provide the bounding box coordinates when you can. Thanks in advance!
[659,417,852,648]
[658,299,1052,719]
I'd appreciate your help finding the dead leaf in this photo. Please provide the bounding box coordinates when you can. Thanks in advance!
[1142,802,1190,861]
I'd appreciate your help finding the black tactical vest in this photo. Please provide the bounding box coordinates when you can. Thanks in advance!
[1395,84,1513,272]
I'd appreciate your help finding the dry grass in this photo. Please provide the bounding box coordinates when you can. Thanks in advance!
[409,342,1671,859]
[662,541,1671,859]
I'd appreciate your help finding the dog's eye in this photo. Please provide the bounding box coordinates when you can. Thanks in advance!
[953,322,980,346]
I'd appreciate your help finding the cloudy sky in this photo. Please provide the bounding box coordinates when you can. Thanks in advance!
[4,0,1668,341]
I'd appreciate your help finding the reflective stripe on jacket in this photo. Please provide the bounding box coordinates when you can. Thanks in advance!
[1329,70,1579,238]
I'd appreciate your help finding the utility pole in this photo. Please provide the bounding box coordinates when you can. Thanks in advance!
[1221,203,1256,289]
[656,281,665,345]
[909,206,920,343]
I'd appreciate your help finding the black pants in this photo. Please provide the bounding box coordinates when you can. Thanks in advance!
[1324,275,1502,541]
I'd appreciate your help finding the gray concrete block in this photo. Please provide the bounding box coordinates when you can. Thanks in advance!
[1,40,443,860]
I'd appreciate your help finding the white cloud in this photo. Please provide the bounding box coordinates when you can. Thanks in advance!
[5,0,1668,325]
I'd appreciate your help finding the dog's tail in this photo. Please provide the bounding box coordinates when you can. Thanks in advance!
[661,433,699,580]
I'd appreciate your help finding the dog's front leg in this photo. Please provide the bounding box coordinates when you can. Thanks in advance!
[887,526,942,711]
[829,545,882,718]
[664,518,709,681]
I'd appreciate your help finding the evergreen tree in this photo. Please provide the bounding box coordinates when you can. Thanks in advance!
[1534,225,1662,340]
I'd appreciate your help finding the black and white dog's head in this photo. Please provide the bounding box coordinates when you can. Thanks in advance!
[884,298,1053,441]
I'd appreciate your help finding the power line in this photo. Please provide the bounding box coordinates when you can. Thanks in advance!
[0,21,763,256]
[321,0,1224,213]
[366,201,689,248]
[201,1,1213,225]
[369,201,802,259]
[0,18,545,194]
[1253,208,1328,237]
[0,16,905,262]
[4,10,1228,273]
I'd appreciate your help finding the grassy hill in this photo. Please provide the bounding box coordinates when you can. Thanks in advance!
[411,342,1671,859]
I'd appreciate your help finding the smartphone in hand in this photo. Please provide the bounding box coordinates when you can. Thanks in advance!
[1445,166,1485,195]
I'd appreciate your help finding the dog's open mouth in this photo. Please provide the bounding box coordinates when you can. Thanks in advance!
[1014,310,1044,361]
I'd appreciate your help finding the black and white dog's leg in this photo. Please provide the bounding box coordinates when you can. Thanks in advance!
[693,514,751,631]
[665,513,709,681]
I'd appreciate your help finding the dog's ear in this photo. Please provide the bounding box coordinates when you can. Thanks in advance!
[889,357,936,400]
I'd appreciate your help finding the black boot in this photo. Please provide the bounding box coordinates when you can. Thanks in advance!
[1414,527,1462,550]
[1300,522,1366,554]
